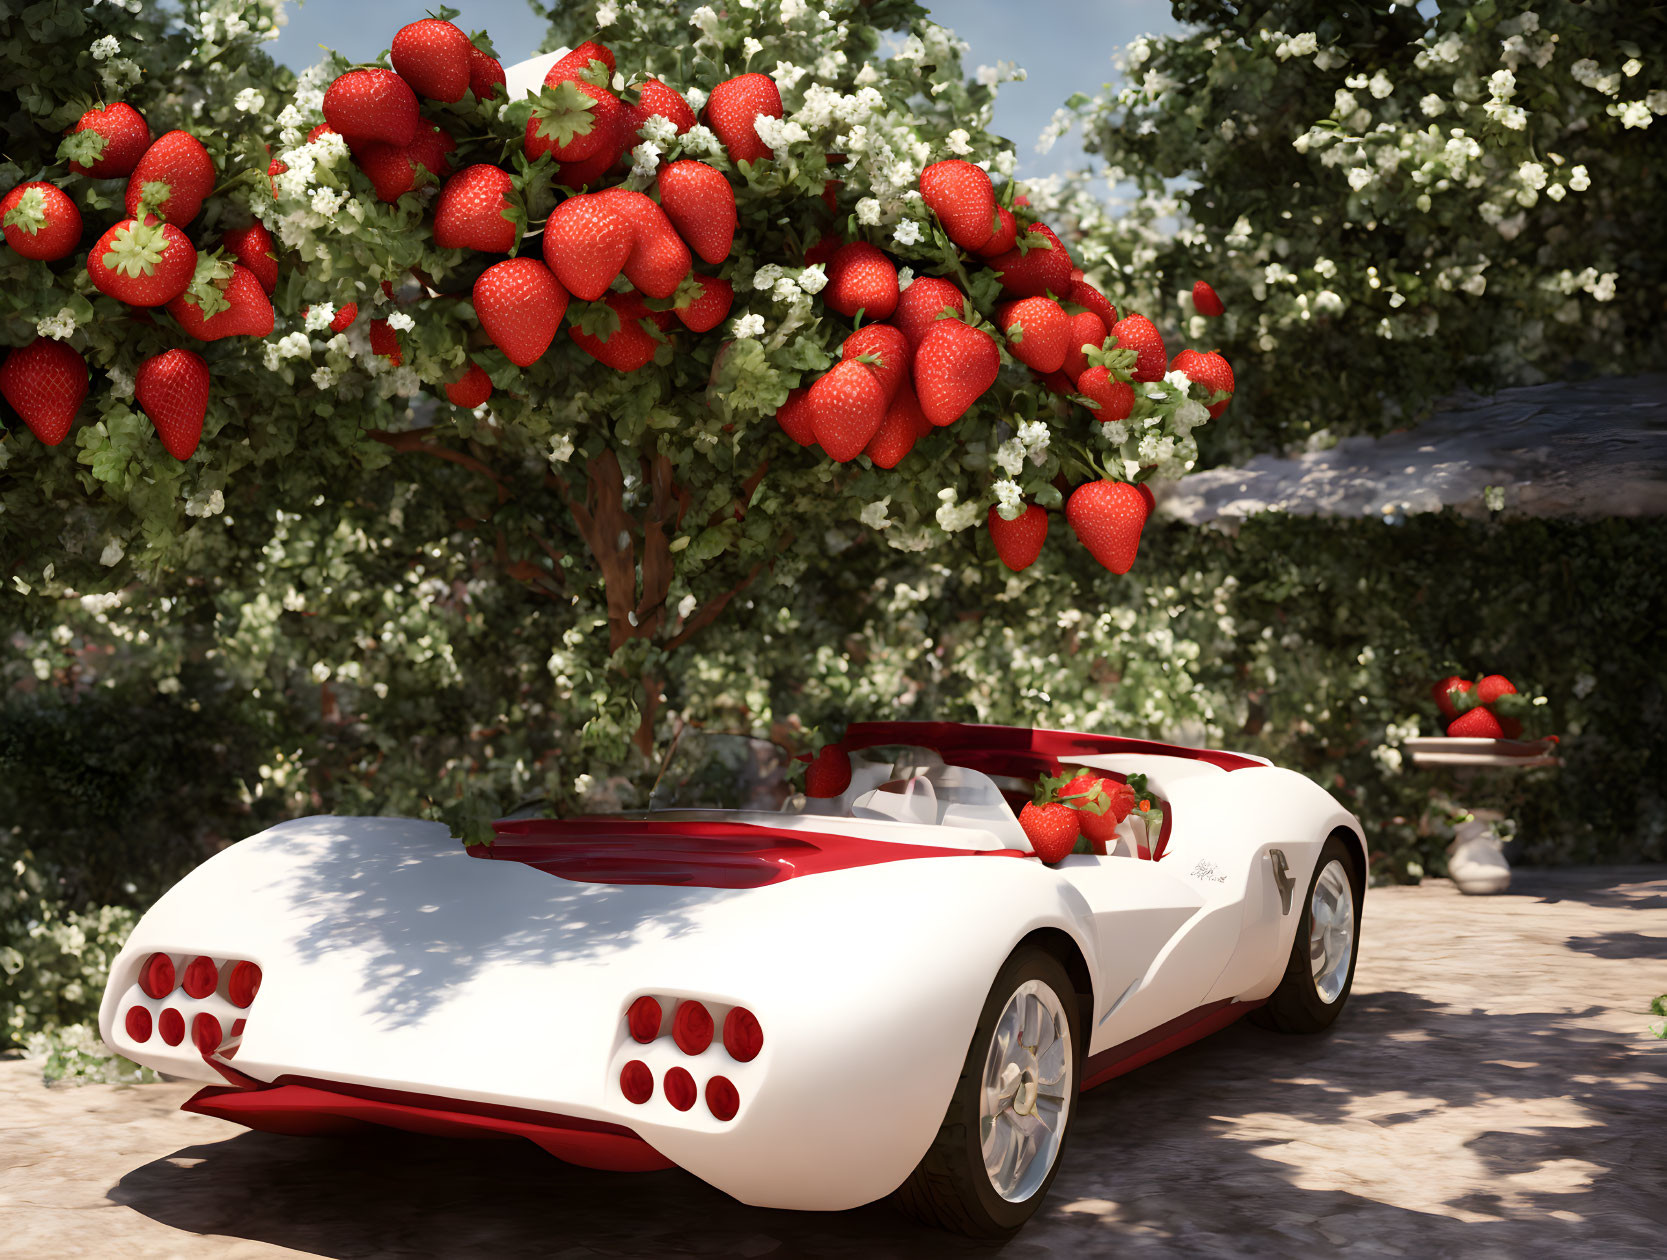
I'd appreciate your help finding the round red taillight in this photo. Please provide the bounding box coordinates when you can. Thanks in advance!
[626,995,662,1043]
[139,953,175,999]
[182,956,219,999]
[664,1066,697,1111]
[620,1059,654,1104]
[705,1075,740,1122]
[672,1001,713,1055]
[158,1008,185,1046]
[191,1012,222,1054]
[723,1006,763,1062]
[227,961,262,1008]
[124,1006,153,1043]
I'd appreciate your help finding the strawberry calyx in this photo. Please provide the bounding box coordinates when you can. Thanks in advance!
[530,79,601,147]
[100,214,175,278]
[570,299,622,340]
[57,129,107,168]
[180,250,236,318]
[3,186,51,233]
[139,178,173,208]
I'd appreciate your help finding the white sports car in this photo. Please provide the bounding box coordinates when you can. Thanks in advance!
[99,720,1366,1236]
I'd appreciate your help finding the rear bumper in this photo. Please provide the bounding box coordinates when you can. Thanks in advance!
[183,1076,673,1172]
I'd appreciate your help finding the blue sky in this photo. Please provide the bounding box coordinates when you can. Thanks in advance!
[267,1,1180,178]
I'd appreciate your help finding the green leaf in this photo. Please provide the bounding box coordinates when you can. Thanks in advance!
[57,131,106,168]
[530,80,599,148]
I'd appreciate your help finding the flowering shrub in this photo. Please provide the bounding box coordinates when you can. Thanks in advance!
[1056,0,1667,459]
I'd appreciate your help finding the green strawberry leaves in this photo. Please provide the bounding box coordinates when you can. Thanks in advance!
[101,217,175,278]
[3,186,49,233]
[56,130,106,168]
[530,79,599,147]
[570,299,621,340]
[181,250,236,318]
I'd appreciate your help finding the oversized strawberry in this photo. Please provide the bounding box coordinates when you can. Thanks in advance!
[541,193,633,300]
[912,321,999,426]
[166,264,274,340]
[824,242,898,320]
[357,123,456,202]
[919,160,995,251]
[1,182,81,261]
[445,360,494,409]
[548,40,617,82]
[88,216,196,306]
[974,204,1017,259]
[1060,310,1107,382]
[636,79,697,134]
[893,276,965,347]
[323,69,419,147]
[553,137,626,192]
[433,165,519,253]
[66,102,150,178]
[1020,801,1079,863]
[805,745,852,798]
[1066,480,1148,574]
[593,188,691,299]
[369,318,402,365]
[1432,676,1475,719]
[391,18,473,103]
[1109,313,1167,383]
[1076,366,1134,422]
[1061,772,1135,852]
[219,221,278,294]
[656,160,736,265]
[1192,280,1224,317]
[134,348,209,460]
[473,258,569,367]
[989,224,1073,298]
[0,338,87,446]
[526,77,626,163]
[775,387,817,446]
[864,384,930,468]
[568,291,663,372]
[1448,707,1505,738]
[673,274,733,333]
[1067,278,1117,331]
[468,45,506,100]
[997,296,1069,373]
[1171,347,1234,417]
[307,122,339,143]
[1476,674,1517,705]
[840,323,910,401]
[705,73,782,164]
[125,131,214,225]
[988,503,1048,572]
[807,358,887,462]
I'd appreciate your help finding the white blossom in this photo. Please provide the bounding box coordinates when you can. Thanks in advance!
[797,265,827,295]
[733,313,766,339]
[992,480,1024,519]
[184,488,226,518]
[90,35,119,60]
[892,219,923,246]
[859,498,892,530]
[944,128,972,156]
[35,308,77,340]
[234,87,265,113]
[304,303,336,332]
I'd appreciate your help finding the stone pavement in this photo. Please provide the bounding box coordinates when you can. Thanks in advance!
[2,867,1664,1259]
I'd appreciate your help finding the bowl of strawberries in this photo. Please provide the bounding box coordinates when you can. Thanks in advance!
[1405,673,1560,768]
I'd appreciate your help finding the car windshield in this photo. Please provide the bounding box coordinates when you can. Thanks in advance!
[647,731,795,812]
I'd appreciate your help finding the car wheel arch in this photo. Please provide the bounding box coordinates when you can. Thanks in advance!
[1014,925,1093,1039]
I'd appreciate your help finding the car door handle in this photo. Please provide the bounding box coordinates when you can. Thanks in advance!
[1269,849,1295,916]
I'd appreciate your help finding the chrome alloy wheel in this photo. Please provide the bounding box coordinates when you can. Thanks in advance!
[979,978,1072,1203]
[1309,858,1356,1004]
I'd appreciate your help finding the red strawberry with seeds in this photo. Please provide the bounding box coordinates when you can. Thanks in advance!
[1432,676,1474,719]
[66,102,150,178]
[307,122,338,143]
[1110,313,1166,383]
[1477,674,1517,705]
[705,73,782,164]
[370,318,402,365]
[220,221,278,294]
[919,160,995,251]
[1066,480,1147,574]
[674,274,733,333]
[776,387,817,446]
[912,321,999,427]
[990,224,1073,298]
[125,131,214,225]
[445,360,494,408]
[1067,278,1117,331]
[997,296,1069,373]
[807,358,887,462]
[324,69,419,147]
[840,323,910,401]
[548,40,617,83]
[327,302,357,333]
[88,216,196,306]
[1137,482,1156,519]
[988,503,1048,572]
[1170,346,1233,416]
[568,291,663,372]
[473,258,569,367]
[1076,366,1134,422]
[1448,707,1504,738]
[468,45,506,100]
[553,135,626,192]
[893,276,965,347]
[864,384,930,468]
[593,188,691,299]
[1192,280,1224,317]
[1060,311,1107,382]
[657,160,736,265]
[1061,772,1134,852]
[2,182,81,261]
[824,241,898,320]
[167,264,274,340]
[433,165,519,253]
[805,746,852,797]
[0,338,87,446]
[1020,802,1079,863]
[526,77,625,163]
[636,79,696,134]
[358,123,456,202]
[134,348,209,460]
[541,193,633,300]
[392,18,473,103]
[974,204,1017,259]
